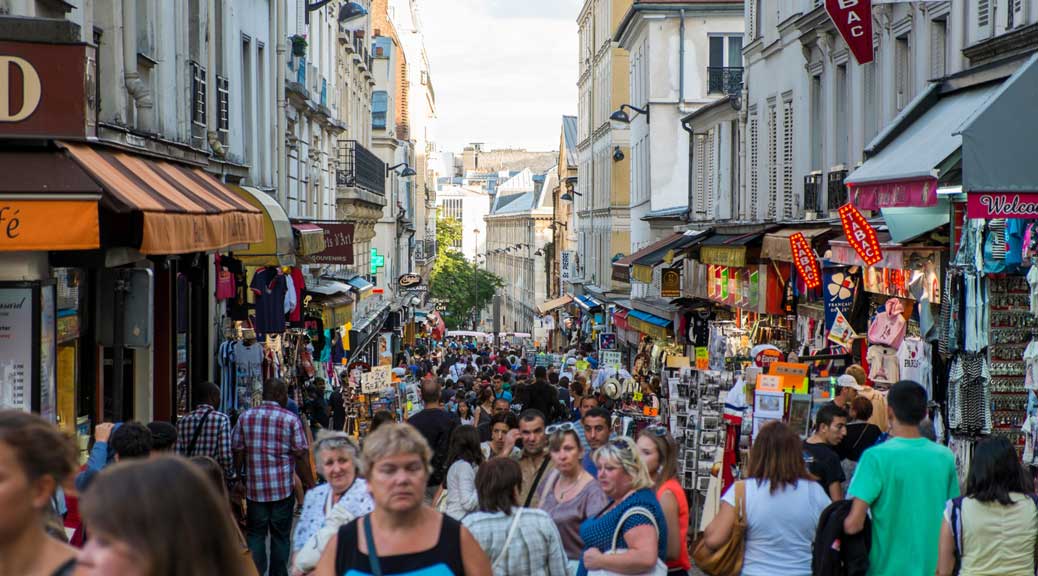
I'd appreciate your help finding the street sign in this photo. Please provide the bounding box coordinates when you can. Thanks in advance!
[825,0,874,64]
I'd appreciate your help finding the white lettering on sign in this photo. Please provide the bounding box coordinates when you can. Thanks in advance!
[838,0,859,8]
[0,56,42,122]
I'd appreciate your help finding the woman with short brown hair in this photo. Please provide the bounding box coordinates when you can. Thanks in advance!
[701,421,830,576]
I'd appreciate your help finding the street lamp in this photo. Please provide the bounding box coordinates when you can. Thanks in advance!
[560,190,583,202]
[387,162,417,177]
[305,0,367,24]
[610,103,650,124]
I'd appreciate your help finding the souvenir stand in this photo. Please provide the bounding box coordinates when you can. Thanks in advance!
[342,362,422,439]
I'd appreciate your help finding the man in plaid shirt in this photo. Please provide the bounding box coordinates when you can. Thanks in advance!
[175,382,233,477]
[233,378,314,576]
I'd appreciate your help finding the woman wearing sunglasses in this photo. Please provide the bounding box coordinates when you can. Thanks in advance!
[637,427,690,575]
[577,437,667,576]
[539,422,610,574]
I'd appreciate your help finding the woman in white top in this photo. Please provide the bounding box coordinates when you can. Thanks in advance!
[702,421,830,576]
[457,400,475,426]
[443,424,483,520]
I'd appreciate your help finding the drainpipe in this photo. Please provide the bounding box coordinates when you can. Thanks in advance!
[122,0,154,132]
[276,0,287,205]
[679,9,685,107]
[681,117,695,222]
[206,0,226,157]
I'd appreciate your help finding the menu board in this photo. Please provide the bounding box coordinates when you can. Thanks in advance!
[0,287,34,413]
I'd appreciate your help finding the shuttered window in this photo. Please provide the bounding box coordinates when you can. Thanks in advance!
[749,112,759,220]
[768,105,777,220]
[976,0,992,40]
[705,130,715,218]
[931,19,947,78]
[782,100,795,219]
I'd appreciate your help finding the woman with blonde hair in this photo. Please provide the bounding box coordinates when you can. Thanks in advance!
[577,436,667,576]
[637,427,691,575]
[314,423,490,575]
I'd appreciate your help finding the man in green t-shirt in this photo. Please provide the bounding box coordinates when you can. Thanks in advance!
[844,380,959,576]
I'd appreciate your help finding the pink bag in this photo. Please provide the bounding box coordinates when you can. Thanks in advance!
[868,298,907,349]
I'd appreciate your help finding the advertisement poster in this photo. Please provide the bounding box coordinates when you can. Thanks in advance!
[39,285,55,422]
[824,268,858,333]
[0,287,33,413]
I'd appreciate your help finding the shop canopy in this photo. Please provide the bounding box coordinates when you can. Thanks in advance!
[845,82,1001,210]
[230,185,296,266]
[957,54,1038,194]
[627,309,672,340]
[697,230,766,267]
[574,294,604,312]
[347,275,375,297]
[59,142,263,254]
[307,278,353,308]
[612,230,707,283]
[291,222,327,258]
[535,295,573,316]
[761,227,833,262]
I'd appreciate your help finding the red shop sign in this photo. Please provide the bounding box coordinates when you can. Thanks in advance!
[789,233,822,289]
[967,192,1038,219]
[825,0,874,65]
[838,203,883,267]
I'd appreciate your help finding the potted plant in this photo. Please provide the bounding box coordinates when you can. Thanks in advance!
[290,34,308,57]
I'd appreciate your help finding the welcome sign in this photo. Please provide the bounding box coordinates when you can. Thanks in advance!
[967,192,1038,219]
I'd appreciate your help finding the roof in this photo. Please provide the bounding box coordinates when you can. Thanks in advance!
[562,116,579,169]
[615,1,745,43]
[492,192,533,214]
[496,168,535,195]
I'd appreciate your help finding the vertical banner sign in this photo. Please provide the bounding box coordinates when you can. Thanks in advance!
[789,233,822,289]
[838,203,883,266]
[824,268,859,332]
[560,251,573,281]
[825,0,874,65]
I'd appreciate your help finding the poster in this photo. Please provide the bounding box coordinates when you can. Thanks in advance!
[601,350,622,370]
[39,285,55,422]
[0,287,33,413]
[361,365,392,393]
[598,332,617,351]
[824,268,858,333]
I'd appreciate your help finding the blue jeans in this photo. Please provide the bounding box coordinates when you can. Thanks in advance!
[246,496,294,576]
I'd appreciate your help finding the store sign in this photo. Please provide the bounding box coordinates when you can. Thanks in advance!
[789,233,821,289]
[967,192,1038,219]
[0,200,99,252]
[661,268,681,297]
[699,246,747,267]
[0,287,33,413]
[823,268,858,332]
[601,350,622,370]
[598,332,616,351]
[397,273,422,288]
[560,251,573,281]
[850,178,938,210]
[309,222,355,264]
[0,41,95,138]
[360,364,392,393]
[838,203,883,266]
[825,0,874,65]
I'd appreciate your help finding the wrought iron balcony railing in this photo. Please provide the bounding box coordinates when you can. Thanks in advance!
[804,172,823,214]
[336,140,386,195]
[708,66,744,96]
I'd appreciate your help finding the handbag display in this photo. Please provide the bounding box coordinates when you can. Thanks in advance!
[692,480,746,576]
[587,506,668,576]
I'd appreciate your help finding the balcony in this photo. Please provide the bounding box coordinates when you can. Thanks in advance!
[415,238,437,265]
[336,140,386,196]
[804,172,823,215]
[708,67,743,96]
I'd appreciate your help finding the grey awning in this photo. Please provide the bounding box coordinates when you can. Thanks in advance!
[847,83,1001,187]
[957,54,1038,193]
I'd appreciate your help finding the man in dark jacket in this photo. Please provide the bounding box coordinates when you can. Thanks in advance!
[518,366,562,424]
[813,499,871,576]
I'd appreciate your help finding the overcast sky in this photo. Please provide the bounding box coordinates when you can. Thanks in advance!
[420,0,581,153]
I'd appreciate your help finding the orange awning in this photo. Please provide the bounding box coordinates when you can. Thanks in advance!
[60,142,263,255]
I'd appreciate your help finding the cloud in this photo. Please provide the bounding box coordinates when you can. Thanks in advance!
[420,0,582,153]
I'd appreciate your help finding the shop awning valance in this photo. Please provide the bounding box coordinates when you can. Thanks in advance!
[612,231,707,284]
[59,142,263,255]
[613,308,631,331]
[846,82,1001,209]
[761,227,832,262]
[958,54,1038,194]
[536,295,573,315]
[830,229,945,269]
[627,309,672,340]
[574,294,603,312]
[698,231,764,267]
[230,185,296,266]
[291,222,327,257]
[0,150,102,251]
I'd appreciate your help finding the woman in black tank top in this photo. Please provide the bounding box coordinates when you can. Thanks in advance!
[312,423,490,576]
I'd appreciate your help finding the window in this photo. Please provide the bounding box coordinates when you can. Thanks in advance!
[242,36,253,165]
[708,35,744,94]
[190,61,207,127]
[782,99,795,219]
[976,0,992,40]
[895,34,911,111]
[372,91,388,129]
[767,104,777,220]
[863,58,878,145]
[810,74,823,171]
[749,111,759,220]
[835,64,847,165]
[930,19,947,78]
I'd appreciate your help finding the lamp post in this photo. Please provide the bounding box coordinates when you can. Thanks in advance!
[471,229,481,330]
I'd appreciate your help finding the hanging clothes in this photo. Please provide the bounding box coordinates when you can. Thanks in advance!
[250,267,288,334]
[898,337,932,400]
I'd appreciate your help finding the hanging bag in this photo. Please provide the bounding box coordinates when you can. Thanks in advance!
[587,506,668,576]
[692,480,746,576]
[492,508,524,572]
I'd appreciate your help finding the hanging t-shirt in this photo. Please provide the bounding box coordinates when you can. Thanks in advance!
[867,345,900,385]
[289,268,306,323]
[898,337,932,400]
[250,267,288,334]
[223,256,249,320]
[233,341,264,409]
[215,255,236,300]
[284,274,297,315]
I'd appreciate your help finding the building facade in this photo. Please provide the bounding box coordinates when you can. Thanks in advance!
[436,185,492,263]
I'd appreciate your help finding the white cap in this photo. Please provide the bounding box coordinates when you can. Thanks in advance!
[566,357,577,367]
[837,374,864,391]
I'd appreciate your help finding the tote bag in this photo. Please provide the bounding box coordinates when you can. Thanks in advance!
[587,506,668,576]
[692,480,746,576]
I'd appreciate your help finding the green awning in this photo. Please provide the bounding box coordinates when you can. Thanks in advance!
[881,198,950,244]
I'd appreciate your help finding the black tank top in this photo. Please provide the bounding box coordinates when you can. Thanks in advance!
[334,514,465,576]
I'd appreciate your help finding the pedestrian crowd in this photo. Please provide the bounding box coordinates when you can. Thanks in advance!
[3,340,1036,576]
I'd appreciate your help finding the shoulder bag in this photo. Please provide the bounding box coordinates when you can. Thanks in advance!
[492,508,524,571]
[692,480,746,576]
[587,505,668,576]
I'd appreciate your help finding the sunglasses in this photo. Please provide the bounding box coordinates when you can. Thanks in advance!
[546,422,576,435]
[644,425,669,437]
[609,438,633,451]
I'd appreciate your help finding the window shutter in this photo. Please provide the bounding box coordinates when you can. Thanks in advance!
[768,105,777,220]
[930,21,947,79]
[977,0,992,40]
[747,1,756,40]
[782,100,795,219]
[694,135,706,216]
[1012,0,1026,29]
[705,130,715,218]
[749,114,759,221]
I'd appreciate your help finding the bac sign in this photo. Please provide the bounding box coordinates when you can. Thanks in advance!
[838,203,883,267]
[789,233,821,289]
[825,0,874,65]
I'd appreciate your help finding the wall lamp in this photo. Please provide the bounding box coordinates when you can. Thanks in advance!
[612,146,624,162]
[560,190,584,202]
[387,163,417,177]
[306,0,367,24]
[610,103,649,124]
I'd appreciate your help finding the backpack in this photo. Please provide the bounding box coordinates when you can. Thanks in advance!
[812,499,871,576]
[949,494,1038,576]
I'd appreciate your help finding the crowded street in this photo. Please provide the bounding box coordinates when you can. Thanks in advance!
[6,0,1038,575]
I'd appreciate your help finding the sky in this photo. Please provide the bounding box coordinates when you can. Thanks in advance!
[420,0,582,153]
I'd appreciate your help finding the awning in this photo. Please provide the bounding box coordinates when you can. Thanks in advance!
[761,227,832,262]
[958,54,1038,194]
[627,309,672,340]
[574,294,603,312]
[231,185,295,265]
[60,142,263,254]
[536,295,573,315]
[291,222,327,257]
[698,231,764,267]
[846,82,1001,209]
[613,231,706,283]
[829,229,945,269]
[881,200,950,244]
[347,275,375,298]
[0,149,101,251]
[613,308,631,331]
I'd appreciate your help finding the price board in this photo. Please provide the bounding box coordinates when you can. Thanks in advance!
[601,351,622,370]
[361,365,392,393]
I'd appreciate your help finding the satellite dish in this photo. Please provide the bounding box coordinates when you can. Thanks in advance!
[602,378,621,400]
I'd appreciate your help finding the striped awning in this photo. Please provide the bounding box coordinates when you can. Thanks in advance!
[59,142,263,254]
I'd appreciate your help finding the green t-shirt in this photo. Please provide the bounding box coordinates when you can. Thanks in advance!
[848,437,960,576]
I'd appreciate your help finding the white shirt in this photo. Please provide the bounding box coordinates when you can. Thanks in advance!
[721,479,830,576]
[444,460,478,520]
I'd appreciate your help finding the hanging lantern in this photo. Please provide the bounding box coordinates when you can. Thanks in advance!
[838,203,883,267]
[789,232,822,289]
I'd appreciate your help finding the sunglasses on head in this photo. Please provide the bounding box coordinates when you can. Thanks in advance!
[644,425,669,437]
[609,438,632,451]
[546,422,576,435]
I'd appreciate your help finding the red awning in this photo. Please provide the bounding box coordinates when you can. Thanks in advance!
[613,309,630,331]
[849,177,938,210]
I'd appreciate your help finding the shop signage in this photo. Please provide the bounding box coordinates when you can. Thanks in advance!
[694,347,709,371]
[789,233,821,289]
[0,287,34,413]
[0,41,95,138]
[560,251,573,281]
[707,265,760,310]
[0,200,99,252]
[661,268,681,297]
[967,192,1038,219]
[360,364,392,393]
[601,350,622,370]
[309,222,355,264]
[823,268,858,333]
[397,273,422,288]
[825,0,874,65]
[838,203,883,266]
[699,246,747,268]
[598,332,616,351]
[369,248,385,275]
[849,178,938,210]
